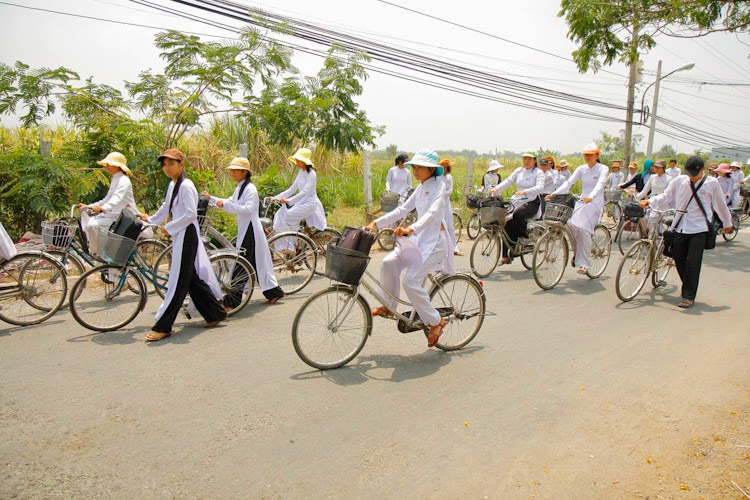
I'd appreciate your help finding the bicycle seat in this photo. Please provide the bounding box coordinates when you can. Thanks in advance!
[259,217,273,232]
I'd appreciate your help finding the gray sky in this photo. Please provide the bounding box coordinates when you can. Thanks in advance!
[1,0,749,155]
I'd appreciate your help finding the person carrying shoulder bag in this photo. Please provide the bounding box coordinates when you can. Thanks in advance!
[641,156,732,309]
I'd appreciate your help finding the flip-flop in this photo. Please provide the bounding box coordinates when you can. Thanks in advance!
[264,294,286,305]
[371,306,394,318]
[145,332,171,342]
[677,299,694,308]
[427,319,447,348]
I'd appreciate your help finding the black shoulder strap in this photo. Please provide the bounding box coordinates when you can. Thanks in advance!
[689,176,711,229]
[168,175,185,218]
[237,178,251,200]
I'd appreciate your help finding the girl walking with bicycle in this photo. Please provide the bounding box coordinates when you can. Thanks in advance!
[366,149,452,348]
[547,143,609,275]
[138,149,226,342]
[439,158,463,256]
[205,157,285,306]
[272,148,327,254]
[489,148,545,265]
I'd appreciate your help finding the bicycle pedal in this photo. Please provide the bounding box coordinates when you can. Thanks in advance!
[182,307,191,320]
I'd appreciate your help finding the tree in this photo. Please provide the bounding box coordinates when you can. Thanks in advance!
[656,144,677,158]
[385,144,398,157]
[597,129,643,159]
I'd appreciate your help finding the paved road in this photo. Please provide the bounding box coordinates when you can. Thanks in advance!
[2,230,749,498]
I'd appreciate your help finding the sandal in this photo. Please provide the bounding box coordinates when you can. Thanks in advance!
[576,266,588,275]
[264,294,286,305]
[498,257,512,266]
[145,332,171,342]
[205,315,227,327]
[454,250,464,256]
[427,319,447,348]
[677,299,694,308]
[371,306,393,318]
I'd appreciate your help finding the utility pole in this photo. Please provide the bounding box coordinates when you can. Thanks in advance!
[622,20,640,166]
[363,149,372,208]
[464,155,474,195]
[646,60,662,158]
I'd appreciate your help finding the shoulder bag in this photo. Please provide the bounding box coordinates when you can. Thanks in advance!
[662,177,705,257]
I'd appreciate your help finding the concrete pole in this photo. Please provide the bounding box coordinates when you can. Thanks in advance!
[238,143,248,158]
[622,22,640,165]
[646,60,662,159]
[464,156,475,195]
[363,149,372,208]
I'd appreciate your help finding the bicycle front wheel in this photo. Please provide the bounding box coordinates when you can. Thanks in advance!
[70,265,146,332]
[601,201,622,230]
[615,241,652,302]
[470,231,500,278]
[453,212,462,242]
[722,215,740,241]
[152,245,173,299]
[312,228,341,276]
[466,213,480,240]
[519,224,545,270]
[429,274,485,351]
[586,225,612,279]
[267,232,316,295]
[0,253,67,326]
[376,228,396,251]
[291,285,371,370]
[210,253,255,316]
[532,230,568,290]
[617,218,646,254]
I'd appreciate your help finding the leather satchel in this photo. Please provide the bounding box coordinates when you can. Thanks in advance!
[337,226,375,255]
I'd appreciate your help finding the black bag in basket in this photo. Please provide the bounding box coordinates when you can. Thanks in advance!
[109,209,143,241]
[623,202,645,218]
[548,193,576,208]
[337,226,375,255]
[479,196,507,208]
[466,194,481,209]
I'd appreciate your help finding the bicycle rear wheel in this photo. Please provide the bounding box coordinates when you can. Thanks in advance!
[532,230,568,290]
[615,241,652,302]
[152,245,173,299]
[453,212,463,242]
[312,228,341,276]
[376,228,396,251]
[70,265,146,332]
[469,231,500,278]
[291,285,371,370]
[429,274,485,351]
[0,253,67,326]
[46,250,85,308]
[617,218,646,254]
[586,225,612,279]
[267,232,316,295]
[466,213,480,240]
[600,201,622,230]
[519,223,545,270]
[136,239,167,293]
[651,251,672,288]
[210,253,255,316]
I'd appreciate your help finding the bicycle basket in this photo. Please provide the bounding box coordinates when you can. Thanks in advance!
[623,202,645,218]
[741,184,750,198]
[604,189,623,203]
[479,206,508,228]
[466,194,481,209]
[324,243,370,286]
[95,226,137,266]
[543,203,574,223]
[380,192,400,212]
[42,220,77,248]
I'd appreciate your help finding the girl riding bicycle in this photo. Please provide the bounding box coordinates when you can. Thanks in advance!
[547,143,609,275]
[205,157,285,305]
[272,148,327,254]
[366,149,452,348]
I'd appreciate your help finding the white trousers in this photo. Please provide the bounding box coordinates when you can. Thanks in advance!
[81,212,116,254]
[569,224,592,268]
[273,204,312,251]
[377,233,448,327]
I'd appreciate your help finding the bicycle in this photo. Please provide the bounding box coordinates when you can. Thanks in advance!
[531,198,612,290]
[262,198,341,294]
[614,202,649,255]
[69,225,254,332]
[43,206,168,302]
[601,189,624,230]
[0,251,67,326]
[469,195,545,278]
[291,237,487,370]
[721,207,742,242]
[464,188,485,240]
[615,208,676,302]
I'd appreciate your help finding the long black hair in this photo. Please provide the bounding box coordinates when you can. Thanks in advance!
[395,153,409,166]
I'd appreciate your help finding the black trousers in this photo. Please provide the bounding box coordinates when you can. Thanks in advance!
[224,221,284,308]
[502,197,540,257]
[672,231,708,301]
[153,224,227,333]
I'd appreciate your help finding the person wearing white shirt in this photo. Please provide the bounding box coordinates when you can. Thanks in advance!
[272,148,327,252]
[490,148,545,264]
[642,156,732,309]
[538,158,557,217]
[624,162,638,184]
[386,153,413,202]
[729,161,744,206]
[606,161,624,189]
[482,161,502,195]
[206,157,285,306]
[666,159,681,178]
[78,152,137,254]
[548,143,609,274]
[439,158,463,255]
[636,160,672,200]
[366,149,453,348]
[555,160,572,190]
[139,149,226,341]
[714,163,733,206]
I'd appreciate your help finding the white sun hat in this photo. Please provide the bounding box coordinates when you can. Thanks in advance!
[97,151,130,175]
[405,149,444,176]
[487,160,502,172]
[730,161,742,168]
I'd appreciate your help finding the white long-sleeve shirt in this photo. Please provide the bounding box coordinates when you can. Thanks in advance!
[666,166,681,178]
[385,166,412,196]
[552,162,609,207]
[493,166,544,198]
[542,169,557,193]
[554,169,571,190]
[650,174,732,233]
[89,172,136,215]
[275,168,327,230]
[607,171,624,189]
[636,173,672,200]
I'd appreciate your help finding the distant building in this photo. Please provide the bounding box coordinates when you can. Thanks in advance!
[710,146,750,165]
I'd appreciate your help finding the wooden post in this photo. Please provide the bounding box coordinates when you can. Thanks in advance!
[39,139,51,156]
[239,143,248,158]
[363,149,372,208]
[464,156,474,195]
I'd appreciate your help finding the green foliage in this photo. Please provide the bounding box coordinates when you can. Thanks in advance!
[385,144,398,157]
[596,129,643,160]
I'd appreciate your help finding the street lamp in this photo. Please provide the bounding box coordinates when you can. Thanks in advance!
[641,61,695,158]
